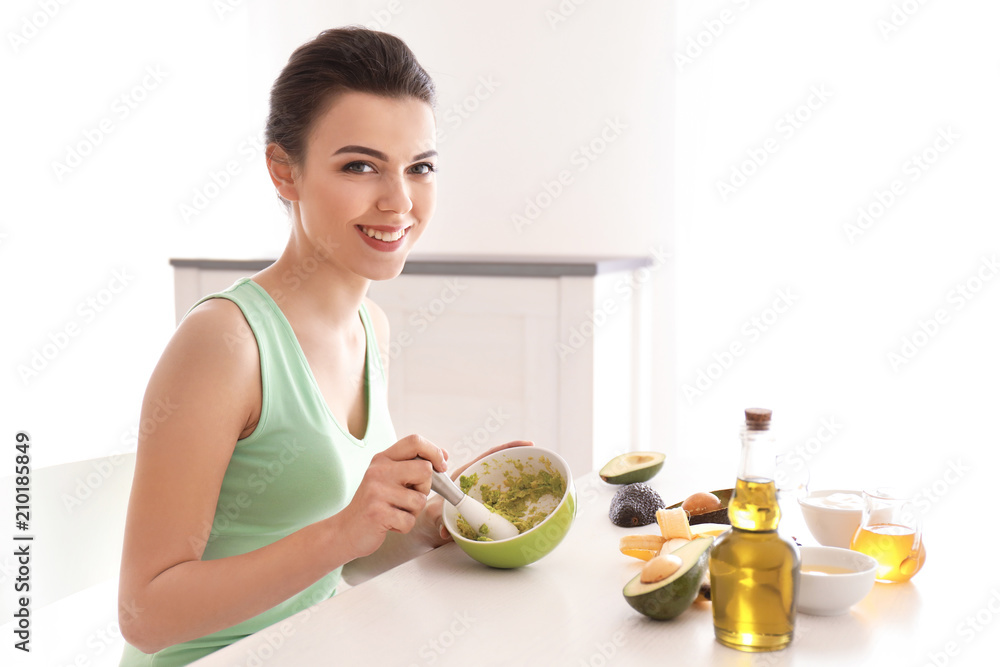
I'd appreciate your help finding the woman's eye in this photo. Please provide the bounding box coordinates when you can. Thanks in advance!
[344,161,375,174]
[410,162,437,175]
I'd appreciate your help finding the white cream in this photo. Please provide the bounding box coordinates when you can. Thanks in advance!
[803,492,864,510]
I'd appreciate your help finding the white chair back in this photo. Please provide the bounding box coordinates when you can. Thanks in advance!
[0,452,135,616]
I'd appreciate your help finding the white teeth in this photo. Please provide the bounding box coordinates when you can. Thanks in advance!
[361,226,407,242]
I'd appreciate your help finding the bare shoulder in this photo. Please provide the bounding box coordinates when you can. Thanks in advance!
[363,296,391,372]
[141,297,262,453]
[171,298,261,386]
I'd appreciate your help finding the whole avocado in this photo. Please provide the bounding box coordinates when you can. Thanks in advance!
[609,483,665,527]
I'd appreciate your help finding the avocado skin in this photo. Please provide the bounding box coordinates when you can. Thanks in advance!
[609,483,665,527]
[623,539,712,620]
[689,506,730,525]
[666,488,734,526]
[599,452,666,485]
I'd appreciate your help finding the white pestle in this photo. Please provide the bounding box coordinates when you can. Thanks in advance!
[430,469,521,541]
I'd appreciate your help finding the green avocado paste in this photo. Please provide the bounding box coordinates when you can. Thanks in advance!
[455,456,566,540]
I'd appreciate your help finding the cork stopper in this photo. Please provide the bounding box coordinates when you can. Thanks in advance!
[744,408,772,431]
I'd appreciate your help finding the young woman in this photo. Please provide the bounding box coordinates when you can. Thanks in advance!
[117,27,528,666]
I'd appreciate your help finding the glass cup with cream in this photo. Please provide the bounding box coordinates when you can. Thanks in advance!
[797,489,865,548]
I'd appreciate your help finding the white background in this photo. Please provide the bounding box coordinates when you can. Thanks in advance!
[1,1,997,665]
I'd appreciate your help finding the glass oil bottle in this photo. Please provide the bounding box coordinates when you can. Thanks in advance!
[709,408,799,651]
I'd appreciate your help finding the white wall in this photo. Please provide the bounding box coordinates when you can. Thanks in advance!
[3,0,283,469]
[247,1,673,255]
[673,0,999,501]
[3,1,675,468]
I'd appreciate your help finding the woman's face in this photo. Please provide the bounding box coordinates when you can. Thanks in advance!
[292,91,437,281]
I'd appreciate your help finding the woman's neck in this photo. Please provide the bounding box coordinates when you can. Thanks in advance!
[255,226,370,331]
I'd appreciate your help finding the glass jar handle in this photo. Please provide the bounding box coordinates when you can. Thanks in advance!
[899,499,922,577]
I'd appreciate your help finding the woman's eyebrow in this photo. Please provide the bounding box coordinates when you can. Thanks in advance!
[332,145,386,160]
[332,145,438,161]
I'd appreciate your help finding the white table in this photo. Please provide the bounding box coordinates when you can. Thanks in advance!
[194,470,978,667]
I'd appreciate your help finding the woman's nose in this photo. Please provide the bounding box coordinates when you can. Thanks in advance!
[376,175,413,215]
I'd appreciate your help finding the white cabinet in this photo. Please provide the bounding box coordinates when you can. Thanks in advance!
[172,257,652,476]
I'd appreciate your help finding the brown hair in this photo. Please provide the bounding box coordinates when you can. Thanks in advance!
[265,26,436,207]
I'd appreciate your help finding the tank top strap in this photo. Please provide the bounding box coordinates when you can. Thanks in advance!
[358,299,387,385]
[187,277,323,442]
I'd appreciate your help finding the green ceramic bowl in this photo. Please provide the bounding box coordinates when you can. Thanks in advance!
[442,446,577,568]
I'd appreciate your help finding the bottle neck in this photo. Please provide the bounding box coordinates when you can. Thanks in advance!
[738,426,777,482]
[730,425,781,531]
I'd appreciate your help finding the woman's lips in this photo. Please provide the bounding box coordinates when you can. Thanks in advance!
[356,224,411,251]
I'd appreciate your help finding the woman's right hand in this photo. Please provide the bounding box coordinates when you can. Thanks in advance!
[337,434,448,559]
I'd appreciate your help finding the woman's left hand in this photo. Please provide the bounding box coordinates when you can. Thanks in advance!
[417,440,534,544]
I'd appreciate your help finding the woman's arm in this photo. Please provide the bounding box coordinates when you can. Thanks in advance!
[118,300,445,654]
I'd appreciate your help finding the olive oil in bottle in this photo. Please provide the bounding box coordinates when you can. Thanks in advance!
[709,408,799,652]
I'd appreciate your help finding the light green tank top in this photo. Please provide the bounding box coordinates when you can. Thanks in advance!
[120,278,397,666]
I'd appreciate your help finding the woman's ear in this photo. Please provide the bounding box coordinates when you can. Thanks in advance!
[265,143,298,203]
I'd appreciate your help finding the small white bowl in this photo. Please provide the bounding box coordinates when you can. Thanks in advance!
[798,489,864,548]
[798,546,877,616]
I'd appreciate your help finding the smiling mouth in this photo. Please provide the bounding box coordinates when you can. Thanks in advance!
[357,225,410,242]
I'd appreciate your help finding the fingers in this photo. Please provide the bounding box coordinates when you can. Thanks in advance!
[386,434,448,473]
[344,437,451,556]
[349,436,535,550]
[366,453,435,498]
[400,458,434,496]
[497,440,534,451]
[386,484,428,516]
[415,496,450,547]
[357,481,427,530]
[382,506,419,536]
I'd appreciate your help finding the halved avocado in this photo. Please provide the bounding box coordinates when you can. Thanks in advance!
[666,488,734,525]
[623,536,713,620]
[599,451,666,484]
